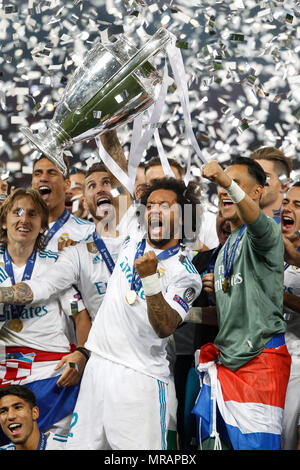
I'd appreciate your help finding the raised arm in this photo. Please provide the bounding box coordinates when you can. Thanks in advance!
[100,130,128,175]
[201,161,261,225]
[100,130,132,222]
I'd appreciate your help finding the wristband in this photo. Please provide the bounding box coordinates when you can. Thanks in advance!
[141,273,161,296]
[76,347,90,361]
[225,180,245,204]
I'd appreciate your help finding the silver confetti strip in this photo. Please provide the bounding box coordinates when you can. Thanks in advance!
[0,0,298,207]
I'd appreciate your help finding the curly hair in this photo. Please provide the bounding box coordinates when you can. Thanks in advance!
[139,177,202,241]
[0,188,49,251]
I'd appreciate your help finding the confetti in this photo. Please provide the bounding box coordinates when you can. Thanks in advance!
[0,0,298,214]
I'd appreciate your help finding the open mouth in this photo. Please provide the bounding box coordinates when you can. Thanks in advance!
[8,423,22,436]
[96,197,112,207]
[282,215,295,228]
[149,219,163,237]
[38,186,52,197]
[222,198,234,208]
[96,196,113,218]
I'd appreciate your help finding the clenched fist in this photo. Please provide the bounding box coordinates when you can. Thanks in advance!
[135,251,158,278]
[201,161,232,188]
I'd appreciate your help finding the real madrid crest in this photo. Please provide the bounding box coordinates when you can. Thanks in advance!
[87,242,98,254]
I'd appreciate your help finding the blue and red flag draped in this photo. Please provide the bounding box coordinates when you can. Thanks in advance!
[192,334,291,450]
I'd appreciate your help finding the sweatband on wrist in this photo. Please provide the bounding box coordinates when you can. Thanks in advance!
[226,180,245,204]
[141,273,161,296]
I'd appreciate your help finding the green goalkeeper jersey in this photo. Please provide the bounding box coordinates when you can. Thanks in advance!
[213,210,286,371]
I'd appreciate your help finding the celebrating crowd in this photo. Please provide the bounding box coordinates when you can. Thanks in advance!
[0,131,299,451]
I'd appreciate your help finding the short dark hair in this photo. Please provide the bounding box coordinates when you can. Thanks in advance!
[0,188,49,251]
[83,162,123,191]
[140,177,201,240]
[230,156,267,187]
[0,385,37,409]
[85,162,109,180]
[144,157,185,178]
[70,167,86,176]
[250,146,292,178]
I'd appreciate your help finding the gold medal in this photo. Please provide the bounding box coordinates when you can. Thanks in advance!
[222,278,230,293]
[126,290,137,305]
[9,318,23,333]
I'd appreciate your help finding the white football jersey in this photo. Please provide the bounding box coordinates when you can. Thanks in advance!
[46,212,94,251]
[43,212,94,341]
[0,431,67,450]
[85,237,202,382]
[0,248,79,352]
[27,233,123,322]
[284,263,300,373]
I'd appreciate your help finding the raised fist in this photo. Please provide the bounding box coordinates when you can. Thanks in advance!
[135,251,158,278]
[201,161,231,188]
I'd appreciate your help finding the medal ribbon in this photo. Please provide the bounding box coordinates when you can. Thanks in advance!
[37,432,47,450]
[130,239,180,292]
[4,248,37,318]
[45,208,71,243]
[92,230,115,275]
[223,225,246,282]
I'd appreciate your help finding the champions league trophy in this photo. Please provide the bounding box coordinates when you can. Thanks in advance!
[21,28,172,176]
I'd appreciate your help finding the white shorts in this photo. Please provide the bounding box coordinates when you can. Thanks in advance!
[65,353,169,450]
[281,372,300,449]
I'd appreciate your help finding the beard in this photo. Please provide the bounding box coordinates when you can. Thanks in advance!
[148,236,171,248]
[87,200,116,222]
[147,221,177,249]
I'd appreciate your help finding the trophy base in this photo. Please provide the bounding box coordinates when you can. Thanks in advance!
[21,127,68,176]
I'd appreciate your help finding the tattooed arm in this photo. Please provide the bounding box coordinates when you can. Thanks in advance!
[100,130,128,174]
[0,282,33,305]
[145,292,182,338]
[135,250,182,338]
